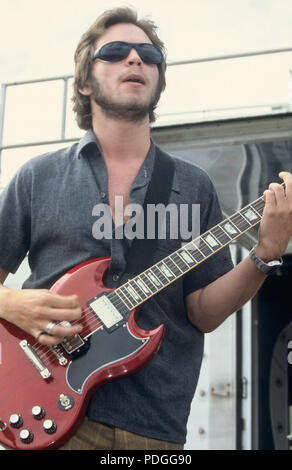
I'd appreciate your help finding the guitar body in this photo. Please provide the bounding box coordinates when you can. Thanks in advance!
[0,257,165,450]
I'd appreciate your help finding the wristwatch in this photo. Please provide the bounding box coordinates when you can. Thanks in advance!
[249,247,283,274]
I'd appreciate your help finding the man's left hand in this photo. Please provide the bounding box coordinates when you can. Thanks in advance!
[255,171,292,262]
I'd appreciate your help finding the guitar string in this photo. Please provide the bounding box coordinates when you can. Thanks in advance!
[34,210,263,364]
[33,246,195,360]
[33,235,213,362]
[32,197,265,363]
[33,235,207,364]
[71,196,264,318]
[34,198,265,363]
[106,196,264,312]
[34,251,241,364]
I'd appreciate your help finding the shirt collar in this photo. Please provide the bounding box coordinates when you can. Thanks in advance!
[75,129,180,193]
[75,129,102,159]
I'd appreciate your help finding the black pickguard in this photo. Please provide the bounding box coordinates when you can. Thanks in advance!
[66,325,148,393]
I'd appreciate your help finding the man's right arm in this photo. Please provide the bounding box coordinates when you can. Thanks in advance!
[0,267,83,345]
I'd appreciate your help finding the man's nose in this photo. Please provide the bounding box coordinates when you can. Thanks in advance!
[126,47,142,65]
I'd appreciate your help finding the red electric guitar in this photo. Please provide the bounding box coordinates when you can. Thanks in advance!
[0,193,267,449]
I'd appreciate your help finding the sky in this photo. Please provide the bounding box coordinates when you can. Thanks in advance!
[1,0,292,183]
[1,0,292,82]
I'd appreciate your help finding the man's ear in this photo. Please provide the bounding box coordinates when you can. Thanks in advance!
[78,86,92,97]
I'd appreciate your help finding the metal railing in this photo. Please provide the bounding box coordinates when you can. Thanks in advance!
[1,46,292,172]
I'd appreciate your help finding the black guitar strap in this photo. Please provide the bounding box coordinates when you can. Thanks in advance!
[124,146,175,277]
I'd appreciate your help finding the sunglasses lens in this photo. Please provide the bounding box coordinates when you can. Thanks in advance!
[136,44,163,64]
[98,41,130,61]
[95,42,163,65]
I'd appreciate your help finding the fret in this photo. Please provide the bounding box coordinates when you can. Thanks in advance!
[157,261,175,280]
[196,238,213,257]
[126,283,143,303]
[240,205,261,224]
[201,232,221,250]
[211,224,232,245]
[129,279,147,301]
[250,206,261,217]
[152,265,168,284]
[115,287,135,310]
[252,198,264,216]
[140,272,158,293]
[229,212,250,233]
[135,278,152,296]
[172,250,191,271]
[238,211,250,224]
[186,241,205,262]
[118,285,136,308]
[164,257,182,276]
[207,230,222,246]
[221,219,239,238]
[168,254,184,274]
[147,269,163,288]
[107,291,129,316]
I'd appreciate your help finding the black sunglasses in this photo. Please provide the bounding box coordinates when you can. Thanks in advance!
[93,41,163,65]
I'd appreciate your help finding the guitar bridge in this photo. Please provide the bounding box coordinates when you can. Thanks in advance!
[19,340,51,380]
[49,345,68,365]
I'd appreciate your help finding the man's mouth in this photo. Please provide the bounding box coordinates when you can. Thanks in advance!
[122,74,146,85]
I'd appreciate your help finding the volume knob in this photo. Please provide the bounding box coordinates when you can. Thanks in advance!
[9,414,23,428]
[43,419,57,434]
[19,429,34,444]
[32,405,45,420]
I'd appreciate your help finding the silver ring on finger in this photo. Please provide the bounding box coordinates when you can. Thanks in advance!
[36,331,47,341]
[45,321,57,335]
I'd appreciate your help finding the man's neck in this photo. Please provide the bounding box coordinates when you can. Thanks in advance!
[92,114,151,163]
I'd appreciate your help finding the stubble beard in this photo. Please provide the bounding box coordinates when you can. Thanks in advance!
[90,76,160,123]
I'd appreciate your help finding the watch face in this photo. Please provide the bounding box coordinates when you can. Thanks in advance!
[267,260,282,267]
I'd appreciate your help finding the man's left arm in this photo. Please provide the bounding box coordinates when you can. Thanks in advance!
[186,171,292,333]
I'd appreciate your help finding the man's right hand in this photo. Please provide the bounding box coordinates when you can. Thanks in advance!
[0,284,83,345]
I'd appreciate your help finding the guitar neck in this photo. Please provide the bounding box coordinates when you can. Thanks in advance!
[114,194,265,311]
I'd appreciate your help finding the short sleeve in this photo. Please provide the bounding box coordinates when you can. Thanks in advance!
[0,167,31,273]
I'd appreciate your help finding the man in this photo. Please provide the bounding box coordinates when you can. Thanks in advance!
[0,7,292,450]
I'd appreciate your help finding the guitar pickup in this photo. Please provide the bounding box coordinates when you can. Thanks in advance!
[58,321,90,359]
[61,334,85,355]
[87,294,124,333]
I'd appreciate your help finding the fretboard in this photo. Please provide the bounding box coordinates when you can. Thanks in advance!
[112,195,265,312]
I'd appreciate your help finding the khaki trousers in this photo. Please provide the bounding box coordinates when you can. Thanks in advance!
[60,417,184,451]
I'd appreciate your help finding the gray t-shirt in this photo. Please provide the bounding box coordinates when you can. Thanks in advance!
[0,130,233,444]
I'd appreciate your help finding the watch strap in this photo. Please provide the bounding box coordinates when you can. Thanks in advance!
[249,247,283,274]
